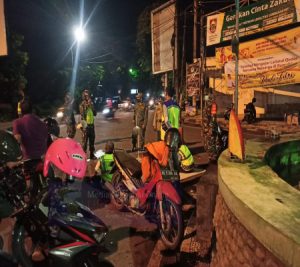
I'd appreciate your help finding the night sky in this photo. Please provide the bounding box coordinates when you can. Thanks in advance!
[4,0,152,93]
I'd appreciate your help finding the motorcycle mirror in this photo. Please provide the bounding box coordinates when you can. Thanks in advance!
[94,149,105,159]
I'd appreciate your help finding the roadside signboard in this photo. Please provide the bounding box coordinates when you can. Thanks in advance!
[207,0,300,46]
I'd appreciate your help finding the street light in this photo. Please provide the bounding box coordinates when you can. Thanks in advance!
[73,26,86,43]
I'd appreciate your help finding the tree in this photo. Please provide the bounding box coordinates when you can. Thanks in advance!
[0,32,29,104]
[136,1,166,96]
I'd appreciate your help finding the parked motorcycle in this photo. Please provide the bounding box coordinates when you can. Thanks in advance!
[207,120,228,161]
[224,103,234,121]
[104,150,183,250]
[0,133,108,267]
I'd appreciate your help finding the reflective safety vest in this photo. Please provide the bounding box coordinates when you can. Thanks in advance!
[86,107,94,124]
[100,154,114,182]
[17,102,22,116]
[161,100,180,140]
[178,145,194,170]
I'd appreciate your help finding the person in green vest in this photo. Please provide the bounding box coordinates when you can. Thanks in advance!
[94,141,115,182]
[178,144,194,172]
[79,89,97,159]
[161,87,180,140]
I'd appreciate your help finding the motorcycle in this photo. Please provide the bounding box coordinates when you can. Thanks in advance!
[243,102,256,124]
[0,161,108,267]
[102,105,115,119]
[207,120,228,161]
[104,150,183,250]
[224,103,234,121]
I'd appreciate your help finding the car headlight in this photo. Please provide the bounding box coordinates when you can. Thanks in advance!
[102,108,109,114]
[57,111,64,118]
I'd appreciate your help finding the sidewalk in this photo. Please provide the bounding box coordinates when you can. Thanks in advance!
[183,113,300,135]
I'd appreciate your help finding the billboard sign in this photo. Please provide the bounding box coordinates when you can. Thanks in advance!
[151,0,176,74]
[218,27,300,89]
[207,0,300,46]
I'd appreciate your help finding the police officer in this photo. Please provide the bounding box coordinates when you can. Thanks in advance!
[79,89,97,159]
[132,93,148,151]
[161,87,180,140]
[63,92,76,138]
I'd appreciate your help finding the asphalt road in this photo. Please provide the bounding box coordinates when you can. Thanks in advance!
[0,110,206,267]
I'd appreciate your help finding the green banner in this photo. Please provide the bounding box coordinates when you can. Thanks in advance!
[206,0,300,46]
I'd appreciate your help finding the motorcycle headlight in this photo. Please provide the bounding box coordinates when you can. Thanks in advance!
[93,231,107,243]
[102,108,109,114]
[149,100,154,106]
[56,111,64,118]
[124,102,129,108]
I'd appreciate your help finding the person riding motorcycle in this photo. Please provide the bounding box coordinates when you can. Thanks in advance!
[178,144,194,172]
[141,128,181,183]
[94,141,115,182]
[243,97,256,123]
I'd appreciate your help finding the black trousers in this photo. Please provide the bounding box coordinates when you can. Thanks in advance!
[82,124,95,156]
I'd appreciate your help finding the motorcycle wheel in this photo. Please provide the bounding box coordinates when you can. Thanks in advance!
[158,197,183,250]
[12,223,35,267]
[0,235,3,250]
[110,171,125,211]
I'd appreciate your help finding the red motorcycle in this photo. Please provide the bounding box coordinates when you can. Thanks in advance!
[105,150,183,250]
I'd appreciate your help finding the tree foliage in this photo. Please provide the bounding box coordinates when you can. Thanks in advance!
[0,32,29,103]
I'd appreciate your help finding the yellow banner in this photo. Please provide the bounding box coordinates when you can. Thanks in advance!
[217,27,300,89]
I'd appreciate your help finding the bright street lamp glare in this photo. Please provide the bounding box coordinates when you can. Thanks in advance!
[74,26,85,42]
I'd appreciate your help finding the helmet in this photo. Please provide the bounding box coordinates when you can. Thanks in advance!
[164,128,181,149]
[43,138,87,179]
[44,117,60,137]
[0,130,22,163]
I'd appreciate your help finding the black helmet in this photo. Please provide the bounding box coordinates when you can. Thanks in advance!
[0,130,22,163]
[44,117,60,137]
[164,128,181,149]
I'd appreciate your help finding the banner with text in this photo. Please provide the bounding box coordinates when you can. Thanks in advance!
[218,27,300,89]
[207,0,300,46]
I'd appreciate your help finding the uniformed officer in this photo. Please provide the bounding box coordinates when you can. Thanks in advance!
[132,93,148,151]
[152,97,163,141]
[79,89,97,159]
[63,92,76,138]
[161,87,180,140]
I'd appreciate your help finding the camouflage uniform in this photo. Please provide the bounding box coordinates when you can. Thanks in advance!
[132,95,148,150]
[63,93,76,138]
[79,91,96,158]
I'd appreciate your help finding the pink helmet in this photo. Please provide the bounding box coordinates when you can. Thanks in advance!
[43,138,87,179]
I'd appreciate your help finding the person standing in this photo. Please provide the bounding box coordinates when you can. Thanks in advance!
[63,92,76,138]
[160,87,180,140]
[152,97,163,141]
[79,89,97,159]
[132,93,148,151]
[12,98,48,198]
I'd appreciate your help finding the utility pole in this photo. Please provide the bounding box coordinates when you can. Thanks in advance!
[192,0,198,108]
[199,2,205,119]
[193,0,197,59]
[234,0,240,114]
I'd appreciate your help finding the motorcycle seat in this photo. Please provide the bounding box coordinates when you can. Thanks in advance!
[114,151,142,179]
